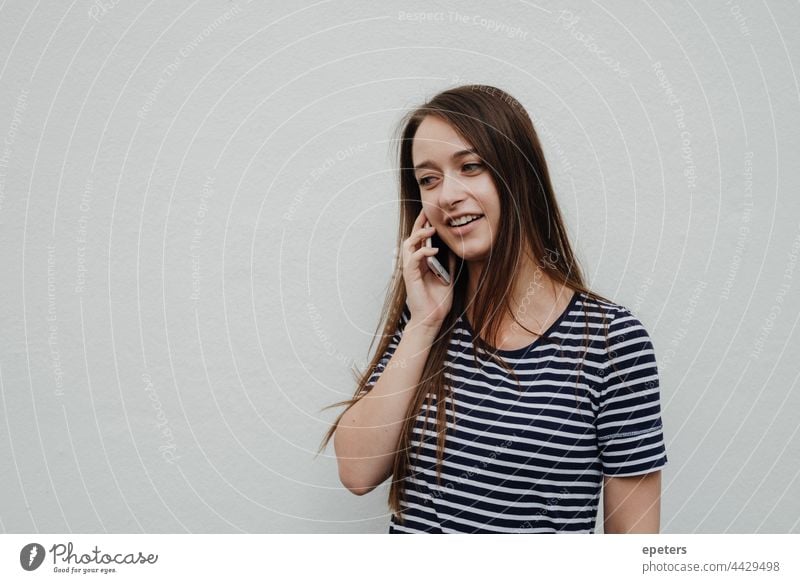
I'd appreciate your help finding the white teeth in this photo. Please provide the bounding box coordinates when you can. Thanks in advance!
[449,214,482,227]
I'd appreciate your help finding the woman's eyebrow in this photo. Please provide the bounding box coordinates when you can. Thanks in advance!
[414,148,477,171]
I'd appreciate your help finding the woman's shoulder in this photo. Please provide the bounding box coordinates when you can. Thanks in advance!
[571,291,657,352]
[573,290,643,323]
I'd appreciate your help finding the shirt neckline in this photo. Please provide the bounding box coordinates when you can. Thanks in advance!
[459,290,580,357]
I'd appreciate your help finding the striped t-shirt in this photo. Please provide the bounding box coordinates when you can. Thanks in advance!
[363,290,668,534]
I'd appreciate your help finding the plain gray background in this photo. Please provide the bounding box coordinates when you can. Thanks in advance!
[0,0,798,533]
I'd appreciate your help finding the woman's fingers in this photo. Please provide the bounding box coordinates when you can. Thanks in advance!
[413,225,436,247]
[416,208,433,231]
[403,209,445,284]
[413,207,428,230]
[407,208,426,241]
[407,246,438,270]
[403,224,436,252]
[404,246,438,277]
[412,246,439,259]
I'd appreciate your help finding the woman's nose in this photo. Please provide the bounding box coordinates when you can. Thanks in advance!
[438,172,466,209]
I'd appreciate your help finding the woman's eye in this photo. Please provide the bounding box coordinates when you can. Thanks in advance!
[417,164,480,186]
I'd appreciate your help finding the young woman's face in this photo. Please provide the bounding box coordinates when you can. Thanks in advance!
[412,115,501,262]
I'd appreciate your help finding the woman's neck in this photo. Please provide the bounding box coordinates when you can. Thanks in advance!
[465,251,571,327]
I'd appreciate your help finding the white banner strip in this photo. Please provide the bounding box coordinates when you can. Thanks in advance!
[1,534,797,582]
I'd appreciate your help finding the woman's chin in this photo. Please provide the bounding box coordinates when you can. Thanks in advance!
[450,242,490,263]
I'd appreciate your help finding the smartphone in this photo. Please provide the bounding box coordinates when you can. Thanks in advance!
[424,220,451,285]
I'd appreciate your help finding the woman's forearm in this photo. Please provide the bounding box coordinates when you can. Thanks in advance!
[334,318,439,495]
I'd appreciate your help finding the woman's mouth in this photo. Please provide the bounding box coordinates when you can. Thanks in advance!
[448,214,484,235]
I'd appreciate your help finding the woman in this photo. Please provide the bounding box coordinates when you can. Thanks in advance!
[319,84,668,534]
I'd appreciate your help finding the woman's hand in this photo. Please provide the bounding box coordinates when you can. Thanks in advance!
[401,209,457,332]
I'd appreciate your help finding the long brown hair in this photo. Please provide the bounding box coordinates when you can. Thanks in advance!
[318,84,618,525]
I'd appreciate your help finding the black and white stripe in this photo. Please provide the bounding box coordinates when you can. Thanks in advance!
[363,291,668,533]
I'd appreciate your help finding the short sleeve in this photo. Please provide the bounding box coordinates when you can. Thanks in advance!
[597,308,668,477]
[358,303,411,397]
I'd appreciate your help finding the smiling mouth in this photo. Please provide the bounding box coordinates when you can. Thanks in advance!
[448,215,484,232]
[448,214,484,229]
